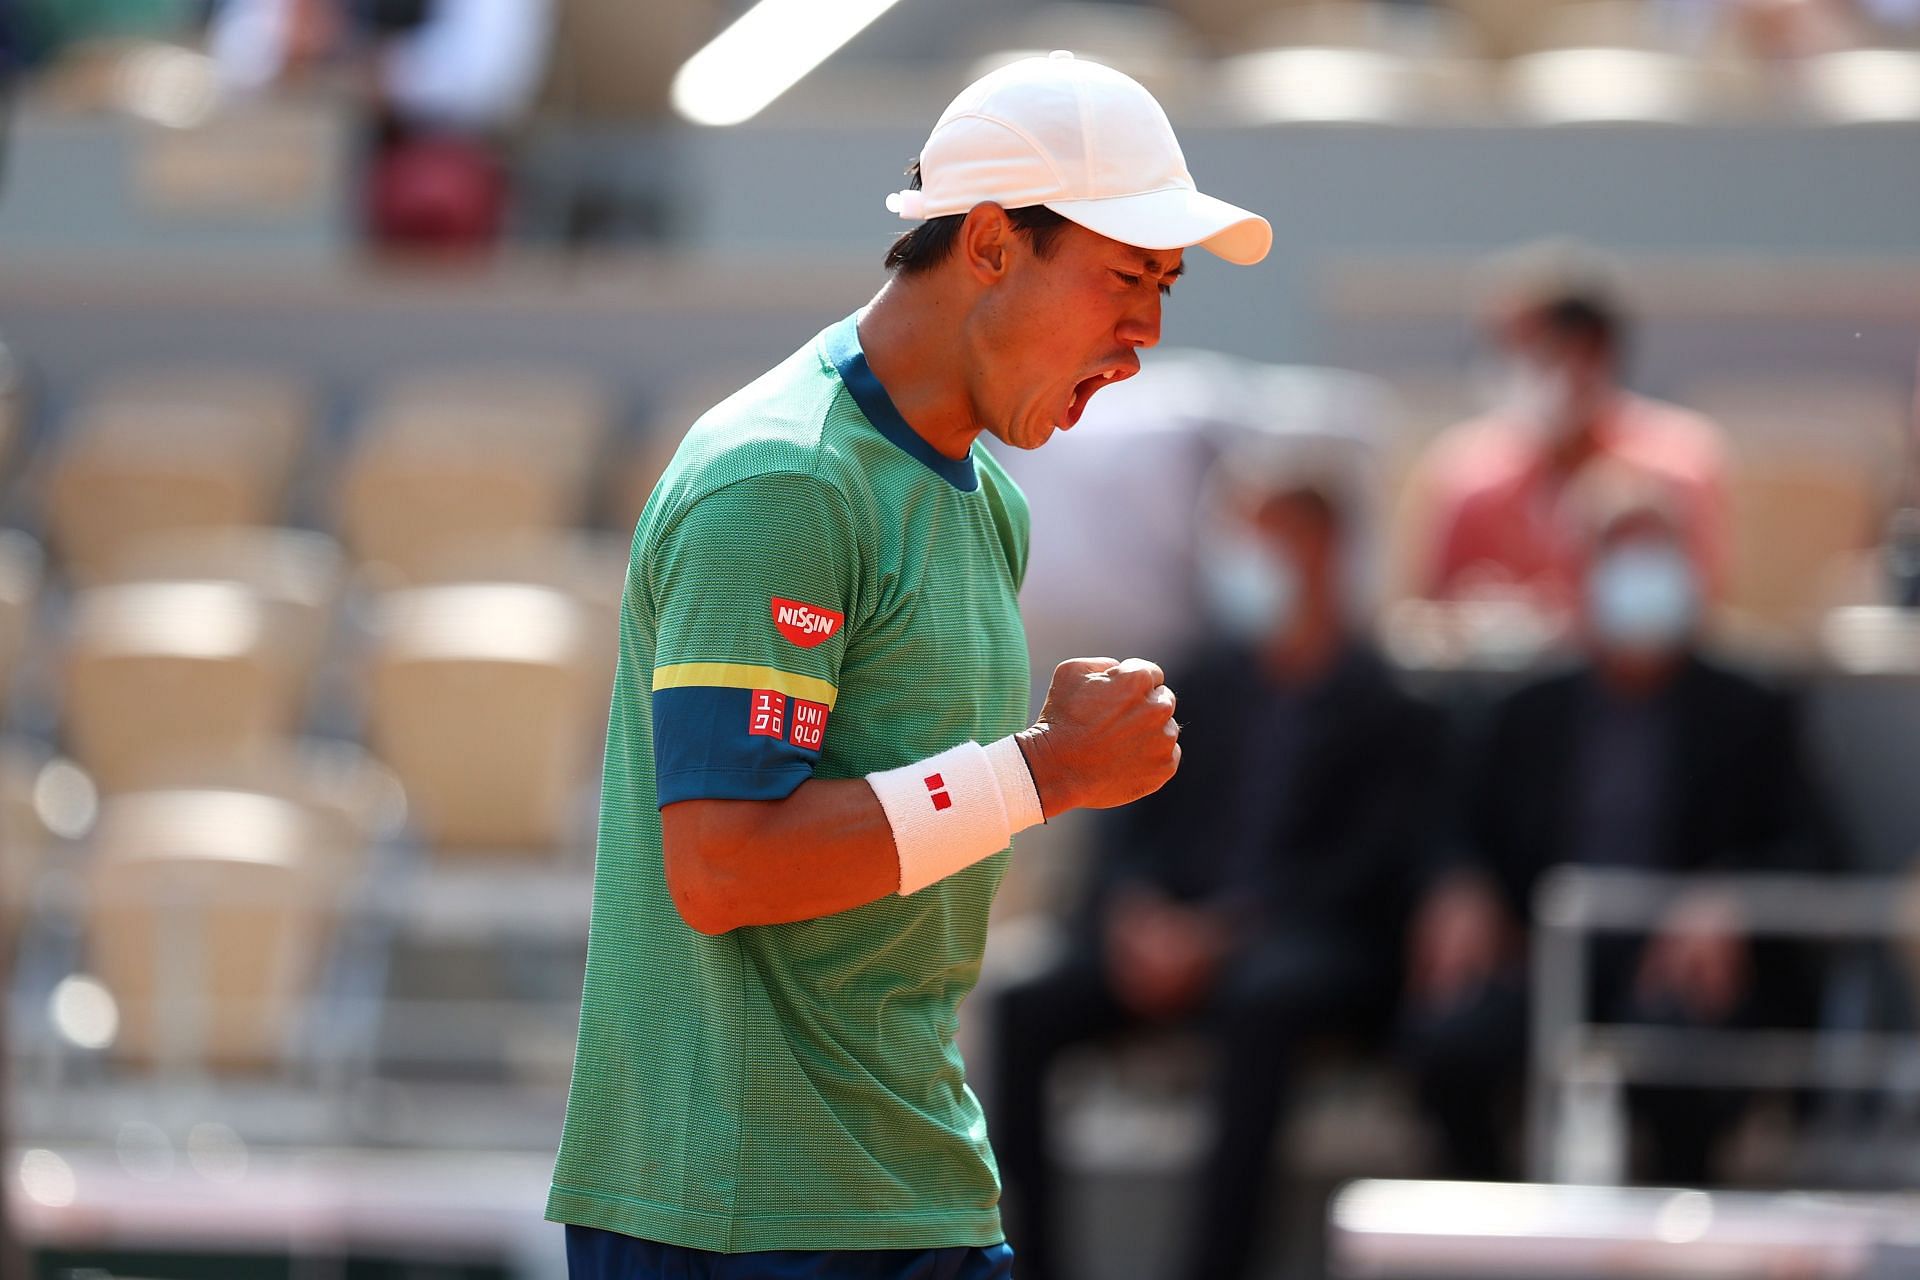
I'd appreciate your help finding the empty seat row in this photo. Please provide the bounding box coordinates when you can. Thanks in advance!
[39,364,629,585]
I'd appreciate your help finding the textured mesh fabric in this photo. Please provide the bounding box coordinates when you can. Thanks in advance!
[547,313,1032,1252]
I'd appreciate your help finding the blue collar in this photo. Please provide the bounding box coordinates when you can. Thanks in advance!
[823,313,978,492]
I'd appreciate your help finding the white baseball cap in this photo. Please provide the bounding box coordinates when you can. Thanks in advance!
[885,51,1271,267]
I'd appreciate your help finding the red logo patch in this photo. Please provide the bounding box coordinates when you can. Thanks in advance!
[748,690,786,738]
[789,699,829,751]
[925,773,952,812]
[772,597,843,648]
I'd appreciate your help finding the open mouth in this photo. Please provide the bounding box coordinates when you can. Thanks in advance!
[1065,365,1135,428]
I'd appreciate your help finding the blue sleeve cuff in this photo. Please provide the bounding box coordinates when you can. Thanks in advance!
[651,685,824,807]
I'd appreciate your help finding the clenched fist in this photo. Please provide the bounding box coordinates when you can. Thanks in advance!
[1015,656,1181,819]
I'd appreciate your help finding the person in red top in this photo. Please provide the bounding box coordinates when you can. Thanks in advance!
[1410,246,1731,621]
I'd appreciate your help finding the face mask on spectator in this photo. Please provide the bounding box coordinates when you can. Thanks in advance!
[1201,531,1300,642]
[1505,358,1583,440]
[1587,541,1698,654]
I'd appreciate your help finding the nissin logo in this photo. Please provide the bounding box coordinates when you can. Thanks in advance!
[771,597,843,648]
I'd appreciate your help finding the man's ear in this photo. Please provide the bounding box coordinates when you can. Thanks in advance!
[958,203,1014,284]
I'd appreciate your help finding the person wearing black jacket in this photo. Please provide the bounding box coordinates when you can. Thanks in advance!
[990,476,1450,1280]
[1402,479,1846,1184]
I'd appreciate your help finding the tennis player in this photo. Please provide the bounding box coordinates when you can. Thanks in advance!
[548,51,1270,1279]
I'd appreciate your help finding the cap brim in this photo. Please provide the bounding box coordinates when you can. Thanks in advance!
[1043,187,1272,266]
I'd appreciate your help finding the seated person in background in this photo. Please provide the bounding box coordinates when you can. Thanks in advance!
[991,462,1450,1280]
[1408,242,1730,624]
[1403,477,1846,1184]
[210,0,555,249]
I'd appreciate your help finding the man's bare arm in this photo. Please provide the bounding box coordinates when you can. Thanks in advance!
[661,657,1179,934]
[663,781,898,935]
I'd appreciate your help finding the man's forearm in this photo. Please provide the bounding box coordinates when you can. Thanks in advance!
[662,779,901,934]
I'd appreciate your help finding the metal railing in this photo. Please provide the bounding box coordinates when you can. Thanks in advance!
[1528,867,1920,1183]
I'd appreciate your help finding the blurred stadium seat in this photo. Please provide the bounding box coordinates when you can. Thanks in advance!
[1689,375,1905,634]
[114,738,407,889]
[84,786,335,1073]
[63,580,312,793]
[338,367,610,582]
[1728,454,1884,636]
[1799,47,1920,123]
[365,583,596,853]
[1218,19,1492,126]
[104,525,347,678]
[416,528,629,685]
[1501,1,1763,121]
[1441,0,1586,59]
[967,3,1201,92]
[46,368,312,582]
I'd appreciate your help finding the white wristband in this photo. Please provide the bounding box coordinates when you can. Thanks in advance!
[868,735,1044,895]
[984,734,1045,833]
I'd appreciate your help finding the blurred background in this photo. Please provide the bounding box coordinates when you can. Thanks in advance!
[2,0,1920,1277]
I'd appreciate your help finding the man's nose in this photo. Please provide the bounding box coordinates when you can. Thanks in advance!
[1118,292,1162,350]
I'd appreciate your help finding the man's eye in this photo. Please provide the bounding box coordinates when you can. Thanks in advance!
[1112,271,1142,287]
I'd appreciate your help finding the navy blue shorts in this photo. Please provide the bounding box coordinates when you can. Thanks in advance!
[564,1225,1016,1279]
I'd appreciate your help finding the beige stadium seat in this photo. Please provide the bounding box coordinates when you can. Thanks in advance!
[106,526,346,677]
[339,451,581,584]
[63,581,310,793]
[84,787,332,1072]
[418,529,629,685]
[1799,49,1920,124]
[339,368,610,582]
[1728,456,1884,636]
[366,584,595,853]
[47,368,312,582]
[0,530,44,722]
[1161,0,1345,54]
[1220,3,1491,121]
[1685,375,1909,466]
[1441,0,1585,60]
[88,366,311,480]
[1690,374,1904,633]
[967,4,1201,93]
[366,366,612,475]
[120,738,407,889]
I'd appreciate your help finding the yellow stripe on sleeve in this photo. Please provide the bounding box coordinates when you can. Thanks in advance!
[652,662,839,709]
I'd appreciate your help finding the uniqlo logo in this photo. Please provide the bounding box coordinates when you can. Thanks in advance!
[748,690,786,738]
[925,773,952,812]
[789,699,828,751]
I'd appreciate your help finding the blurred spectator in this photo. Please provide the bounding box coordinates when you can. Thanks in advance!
[992,351,1244,705]
[991,463,1450,1280]
[1408,242,1731,626]
[210,0,555,249]
[998,352,1396,708]
[1402,477,1846,1183]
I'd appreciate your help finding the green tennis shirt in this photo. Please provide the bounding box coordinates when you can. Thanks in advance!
[546,312,1033,1252]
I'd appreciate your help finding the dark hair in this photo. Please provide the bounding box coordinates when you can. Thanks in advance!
[882,158,1071,275]
[1539,293,1625,361]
